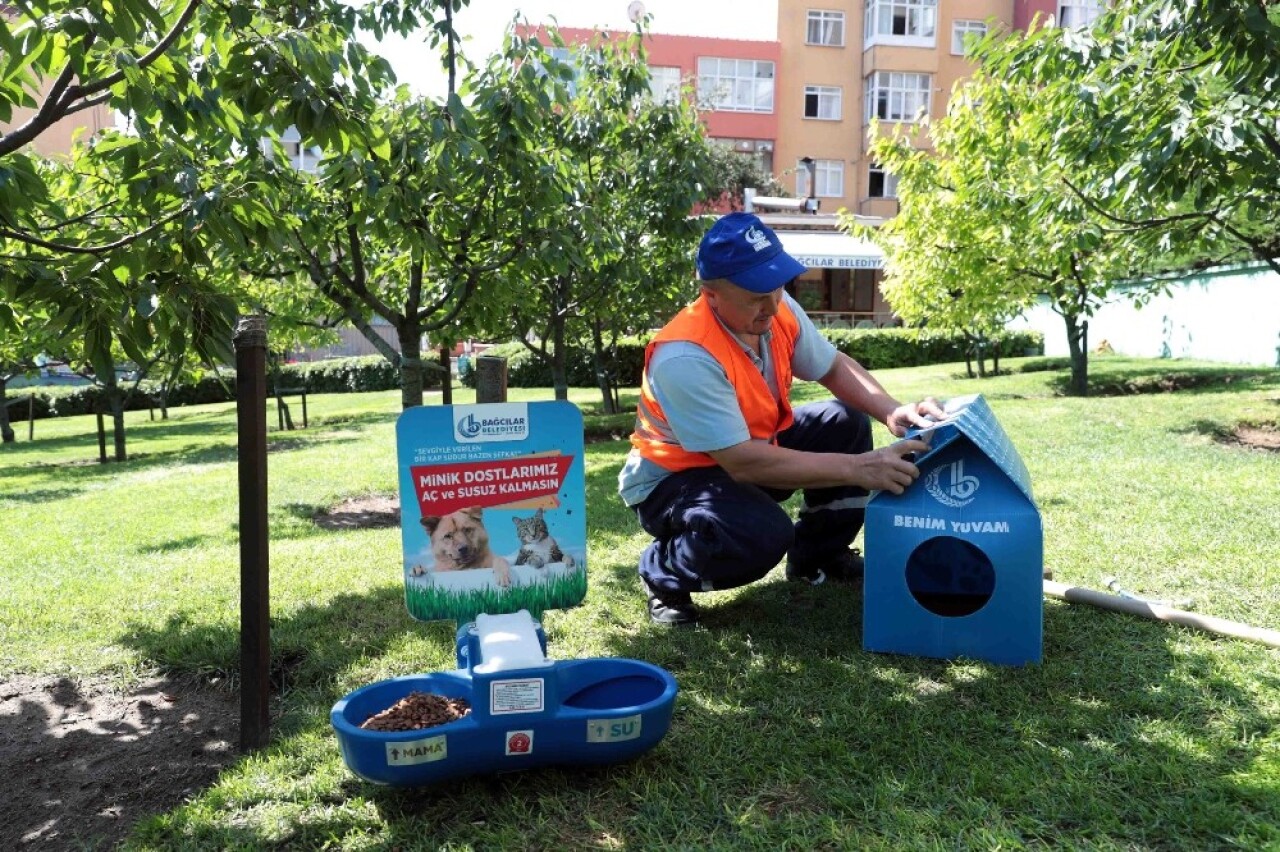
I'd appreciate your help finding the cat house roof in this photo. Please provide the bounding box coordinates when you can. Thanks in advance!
[901,394,1035,504]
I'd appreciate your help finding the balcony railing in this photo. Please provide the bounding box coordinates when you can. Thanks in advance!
[808,311,900,329]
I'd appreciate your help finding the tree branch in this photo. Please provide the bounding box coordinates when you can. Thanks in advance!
[0,44,84,156]
[0,205,189,254]
[1061,177,1216,229]
[63,0,204,102]
[58,90,114,118]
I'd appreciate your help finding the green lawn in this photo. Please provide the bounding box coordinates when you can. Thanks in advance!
[3,357,1279,849]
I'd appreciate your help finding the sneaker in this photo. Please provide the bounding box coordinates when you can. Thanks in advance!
[644,581,699,627]
[785,548,864,586]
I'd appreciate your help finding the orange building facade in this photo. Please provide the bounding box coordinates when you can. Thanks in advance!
[774,0,1012,220]
[773,0,1100,219]
[518,25,782,175]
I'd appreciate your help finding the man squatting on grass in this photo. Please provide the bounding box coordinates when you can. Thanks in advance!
[617,212,946,626]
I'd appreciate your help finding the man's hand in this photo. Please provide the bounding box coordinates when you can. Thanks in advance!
[858,439,930,494]
[885,397,948,438]
[710,436,930,493]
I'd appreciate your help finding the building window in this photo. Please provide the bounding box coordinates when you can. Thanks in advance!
[796,158,844,198]
[649,65,682,104]
[806,10,845,46]
[864,0,937,45]
[1057,0,1104,28]
[864,71,932,123]
[697,57,775,113]
[803,85,842,120]
[951,20,988,55]
[541,46,583,95]
[867,162,899,198]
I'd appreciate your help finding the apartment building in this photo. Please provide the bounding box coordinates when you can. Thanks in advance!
[776,0,1003,220]
[517,22,900,325]
[518,25,782,175]
[775,0,1103,219]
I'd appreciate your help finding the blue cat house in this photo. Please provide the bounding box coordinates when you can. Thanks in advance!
[864,394,1043,666]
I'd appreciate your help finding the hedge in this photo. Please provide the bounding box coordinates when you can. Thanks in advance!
[2,355,427,422]
[462,328,1045,389]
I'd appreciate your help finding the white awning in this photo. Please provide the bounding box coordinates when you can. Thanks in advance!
[776,230,884,270]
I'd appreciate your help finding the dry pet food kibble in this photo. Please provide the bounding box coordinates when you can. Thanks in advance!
[360,692,471,732]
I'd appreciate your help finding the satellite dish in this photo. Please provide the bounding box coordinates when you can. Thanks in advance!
[628,0,646,23]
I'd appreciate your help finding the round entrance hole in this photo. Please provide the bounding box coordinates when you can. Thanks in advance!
[905,536,995,618]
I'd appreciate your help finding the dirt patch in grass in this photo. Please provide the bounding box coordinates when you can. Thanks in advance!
[0,674,240,849]
[1222,422,1280,452]
[313,494,401,530]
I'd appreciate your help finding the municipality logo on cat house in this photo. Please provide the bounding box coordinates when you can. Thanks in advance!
[865,394,1043,666]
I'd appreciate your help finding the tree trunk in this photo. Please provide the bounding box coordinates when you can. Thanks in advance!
[590,320,618,415]
[398,327,426,410]
[107,384,128,461]
[0,376,14,443]
[550,314,569,402]
[439,344,452,406]
[1063,314,1090,396]
[159,384,170,420]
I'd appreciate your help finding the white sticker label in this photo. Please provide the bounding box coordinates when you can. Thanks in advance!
[453,402,530,443]
[385,735,447,766]
[505,729,535,756]
[490,678,545,714]
[586,714,642,743]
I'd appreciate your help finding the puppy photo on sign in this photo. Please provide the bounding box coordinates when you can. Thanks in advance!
[421,507,512,588]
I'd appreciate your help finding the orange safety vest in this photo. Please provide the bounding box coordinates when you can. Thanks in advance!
[631,294,800,471]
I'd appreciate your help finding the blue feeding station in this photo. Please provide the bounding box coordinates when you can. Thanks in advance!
[331,401,679,786]
[864,394,1043,666]
[331,610,679,787]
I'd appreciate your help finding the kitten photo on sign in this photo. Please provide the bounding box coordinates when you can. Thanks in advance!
[513,508,576,569]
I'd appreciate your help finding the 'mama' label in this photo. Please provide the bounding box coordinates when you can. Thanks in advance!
[385,735,447,766]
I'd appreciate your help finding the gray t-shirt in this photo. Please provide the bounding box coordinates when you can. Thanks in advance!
[617,292,837,507]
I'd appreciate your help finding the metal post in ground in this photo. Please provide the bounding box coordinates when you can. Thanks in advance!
[234,315,271,752]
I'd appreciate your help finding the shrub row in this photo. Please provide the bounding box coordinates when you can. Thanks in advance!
[462,328,1045,389]
[3,355,424,422]
[460,343,645,390]
[822,327,1043,371]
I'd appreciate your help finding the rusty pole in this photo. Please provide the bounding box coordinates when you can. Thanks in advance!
[234,316,271,751]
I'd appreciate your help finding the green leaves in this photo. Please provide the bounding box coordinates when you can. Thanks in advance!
[2,0,481,388]
[996,0,1280,270]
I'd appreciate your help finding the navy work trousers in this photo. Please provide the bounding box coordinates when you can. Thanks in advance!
[634,400,873,595]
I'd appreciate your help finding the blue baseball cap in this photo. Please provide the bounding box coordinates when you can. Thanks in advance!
[696,212,807,293]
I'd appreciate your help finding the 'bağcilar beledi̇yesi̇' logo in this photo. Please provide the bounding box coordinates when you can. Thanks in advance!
[457,413,482,438]
[453,403,530,443]
[925,459,979,508]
